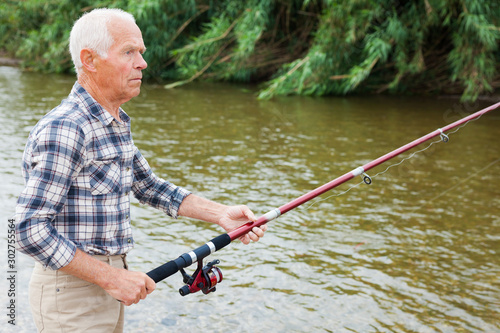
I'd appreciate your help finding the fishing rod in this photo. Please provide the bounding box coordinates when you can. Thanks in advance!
[147,101,500,296]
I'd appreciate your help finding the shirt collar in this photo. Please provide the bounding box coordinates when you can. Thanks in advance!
[71,81,130,126]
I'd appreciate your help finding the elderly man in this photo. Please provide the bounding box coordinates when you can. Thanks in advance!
[15,8,266,332]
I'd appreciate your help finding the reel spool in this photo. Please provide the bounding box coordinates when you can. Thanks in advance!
[179,259,223,296]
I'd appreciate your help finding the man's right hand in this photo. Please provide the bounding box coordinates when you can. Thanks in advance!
[103,268,156,306]
[60,249,155,306]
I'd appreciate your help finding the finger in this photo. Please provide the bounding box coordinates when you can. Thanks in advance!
[121,299,133,307]
[140,279,154,300]
[240,205,256,222]
[247,230,261,242]
[146,284,156,294]
[139,286,148,300]
[252,226,265,238]
[239,234,250,245]
[130,291,141,304]
[146,278,156,294]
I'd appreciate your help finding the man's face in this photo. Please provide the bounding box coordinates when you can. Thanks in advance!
[94,18,147,106]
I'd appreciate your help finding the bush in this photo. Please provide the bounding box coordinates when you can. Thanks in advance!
[1,0,498,101]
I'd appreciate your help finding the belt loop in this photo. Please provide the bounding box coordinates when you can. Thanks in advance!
[122,254,128,270]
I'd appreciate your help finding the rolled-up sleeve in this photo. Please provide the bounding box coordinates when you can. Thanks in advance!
[131,147,190,218]
[15,119,85,270]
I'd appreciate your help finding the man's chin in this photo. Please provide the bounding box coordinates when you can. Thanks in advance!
[129,85,142,97]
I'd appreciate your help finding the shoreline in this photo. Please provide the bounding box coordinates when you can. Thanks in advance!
[0,57,497,102]
[0,56,21,67]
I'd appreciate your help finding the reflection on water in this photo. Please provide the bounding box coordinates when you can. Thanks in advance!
[1,66,499,332]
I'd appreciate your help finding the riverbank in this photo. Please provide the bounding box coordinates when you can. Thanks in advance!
[0,57,20,66]
[0,59,497,102]
[0,51,21,67]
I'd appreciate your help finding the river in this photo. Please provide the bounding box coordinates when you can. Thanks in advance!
[0,66,499,332]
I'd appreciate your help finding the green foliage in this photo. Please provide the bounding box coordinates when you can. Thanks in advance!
[447,2,499,101]
[1,0,498,102]
[170,0,276,84]
[126,0,201,80]
[1,0,115,72]
[0,0,198,77]
[258,0,499,101]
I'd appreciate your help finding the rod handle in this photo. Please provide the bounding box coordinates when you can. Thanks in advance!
[146,260,181,283]
[146,234,232,283]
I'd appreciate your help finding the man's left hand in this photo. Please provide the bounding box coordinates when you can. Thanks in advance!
[218,205,267,244]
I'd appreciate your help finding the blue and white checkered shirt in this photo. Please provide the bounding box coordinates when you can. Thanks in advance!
[15,82,190,270]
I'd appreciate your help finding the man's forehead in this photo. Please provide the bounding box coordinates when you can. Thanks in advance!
[108,17,141,36]
[107,19,145,48]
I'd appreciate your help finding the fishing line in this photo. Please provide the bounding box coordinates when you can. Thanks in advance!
[146,102,499,295]
[302,139,441,211]
[303,107,490,211]
[411,157,500,210]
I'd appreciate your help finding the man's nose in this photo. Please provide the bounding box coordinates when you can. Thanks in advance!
[135,53,147,70]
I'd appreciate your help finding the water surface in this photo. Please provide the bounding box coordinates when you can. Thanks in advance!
[0,66,499,332]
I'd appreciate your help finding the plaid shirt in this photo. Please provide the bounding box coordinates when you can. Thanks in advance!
[15,82,190,270]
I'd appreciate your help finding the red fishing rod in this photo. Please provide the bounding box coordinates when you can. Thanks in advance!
[147,101,500,295]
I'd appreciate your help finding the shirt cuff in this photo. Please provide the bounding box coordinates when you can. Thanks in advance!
[168,187,191,219]
[45,237,78,270]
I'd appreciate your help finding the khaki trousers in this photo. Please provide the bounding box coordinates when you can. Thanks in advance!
[29,254,128,333]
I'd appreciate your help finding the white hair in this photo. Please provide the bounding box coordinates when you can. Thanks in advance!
[69,8,136,75]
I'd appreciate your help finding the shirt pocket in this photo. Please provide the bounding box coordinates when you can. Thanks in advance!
[88,156,122,195]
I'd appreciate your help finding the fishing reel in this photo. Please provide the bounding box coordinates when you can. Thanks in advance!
[178,259,223,296]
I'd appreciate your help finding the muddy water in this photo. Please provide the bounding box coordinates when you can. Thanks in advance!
[1,66,499,332]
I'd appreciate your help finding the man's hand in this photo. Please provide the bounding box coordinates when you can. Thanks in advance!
[217,205,267,244]
[102,268,156,306]
[178,194,268,244]
[60,249,155,306]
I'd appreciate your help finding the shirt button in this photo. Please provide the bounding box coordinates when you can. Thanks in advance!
[127,238,132,243]
[126,167,131,172]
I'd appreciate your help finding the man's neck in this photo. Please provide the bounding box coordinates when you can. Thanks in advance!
[78,74,121,120]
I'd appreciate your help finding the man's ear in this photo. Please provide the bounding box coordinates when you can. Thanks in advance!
[80,48,98,72]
